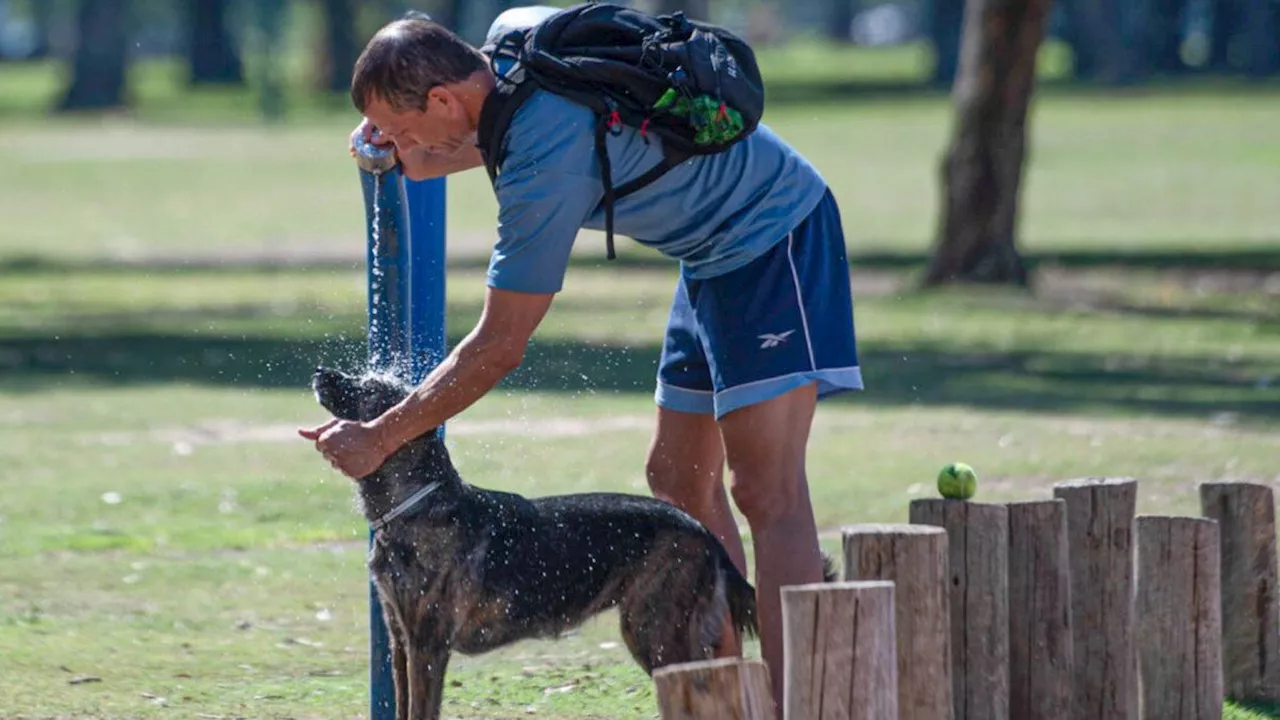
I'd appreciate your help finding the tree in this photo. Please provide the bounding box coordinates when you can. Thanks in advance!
[58,0,131,112]
[318,0,357,93]
[1241,0,1279,76]
[1209,0,1241,70]
[1060,0,1132,83]
[187,0,244,86]
[250,0,288,121]
[928,0,966,87]
[30,0,55,59]
[822,0,854,42]
[924,0,1053,287]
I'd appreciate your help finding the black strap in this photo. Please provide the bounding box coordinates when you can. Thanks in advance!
[476,76,540,184]
[614,148,691,199]
[593,113,617,261]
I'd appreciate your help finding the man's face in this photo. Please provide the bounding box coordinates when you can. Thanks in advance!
[363,88,474,157]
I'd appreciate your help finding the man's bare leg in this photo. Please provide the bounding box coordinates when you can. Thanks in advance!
[645,406,747,657]
[717,382,824,717]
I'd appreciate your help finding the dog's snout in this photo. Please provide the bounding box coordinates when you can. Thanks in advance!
[313,366,340,383]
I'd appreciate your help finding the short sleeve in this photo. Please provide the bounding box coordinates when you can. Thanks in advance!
[485,93,603,294]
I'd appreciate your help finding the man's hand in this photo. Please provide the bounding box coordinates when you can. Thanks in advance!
[298,418,394,480]
[349,117,394,158]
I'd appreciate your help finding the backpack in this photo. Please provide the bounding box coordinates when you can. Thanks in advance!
[476,2,766,260]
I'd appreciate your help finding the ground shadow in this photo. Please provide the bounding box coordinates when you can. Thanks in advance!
[3,247,1278,277]
[3,326,1275,425]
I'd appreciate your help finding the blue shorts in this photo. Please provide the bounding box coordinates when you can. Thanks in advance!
[655,188,864,419]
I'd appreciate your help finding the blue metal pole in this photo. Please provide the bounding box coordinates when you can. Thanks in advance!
[354,138,447,720]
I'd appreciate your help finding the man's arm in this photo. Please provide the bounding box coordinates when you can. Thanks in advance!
[368,286,555,452]
[399,144,485,181]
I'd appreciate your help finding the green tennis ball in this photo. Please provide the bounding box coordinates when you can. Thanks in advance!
[937,462,978,500]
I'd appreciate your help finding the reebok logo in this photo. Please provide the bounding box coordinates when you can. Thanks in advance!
[758,330,795,349]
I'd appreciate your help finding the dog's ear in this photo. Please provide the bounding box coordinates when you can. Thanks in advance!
[311,366,362,420]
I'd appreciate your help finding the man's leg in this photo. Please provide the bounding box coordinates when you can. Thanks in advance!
[717,382,824,714]
[645,406,746,573]
[645,406,748,657]
[649,274,751,658]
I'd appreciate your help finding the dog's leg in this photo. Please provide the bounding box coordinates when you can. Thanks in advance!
[405,644,450,720]
[380,598,410,720]
[618,543,724,673]
[401,611,451,720]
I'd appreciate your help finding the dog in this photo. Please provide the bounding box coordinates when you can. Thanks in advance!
[310,365,762,720]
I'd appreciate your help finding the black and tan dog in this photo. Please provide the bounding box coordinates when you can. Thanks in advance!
[311,366,759,720]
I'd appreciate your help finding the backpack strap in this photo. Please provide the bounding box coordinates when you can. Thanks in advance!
[614,147,692,200]
[476,73,539,185]
[593,104,621,261]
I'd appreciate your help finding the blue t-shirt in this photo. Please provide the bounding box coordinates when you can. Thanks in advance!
[485,89,829,294]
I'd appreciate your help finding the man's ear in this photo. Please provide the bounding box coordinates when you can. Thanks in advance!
[426,85,462,114]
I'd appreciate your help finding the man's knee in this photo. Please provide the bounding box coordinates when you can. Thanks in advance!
[644,448,684,500]
[644,410,724,507]
[718,386,817,527]
[645,446,720,507]
[728,468,807,528]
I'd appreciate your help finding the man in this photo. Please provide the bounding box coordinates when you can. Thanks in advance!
[299,9,863,710]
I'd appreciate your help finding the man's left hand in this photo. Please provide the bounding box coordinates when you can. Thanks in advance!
[298,418,391,480]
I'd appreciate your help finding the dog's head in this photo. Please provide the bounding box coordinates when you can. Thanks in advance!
[311,366,411,422]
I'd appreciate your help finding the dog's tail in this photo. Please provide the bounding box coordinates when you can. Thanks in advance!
[821,549,839,582]
[722,558,759,641]
[713,544,839,644]
[722,548,838,639]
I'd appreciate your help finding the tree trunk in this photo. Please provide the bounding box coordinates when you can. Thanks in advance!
[318,0,358,93]
[924,0,1050,287]
[1061,0,1132,82]
[30,0,55,59]
[58,0,131,112]
[251,0,288,122]
[929,0,967,87]
[1210,0,1241,71]
[1058,0,1096,79]
[187,0,244,86]
[1241,0,1279,76]
[823,0,855,42]
[1145,0,1188,77]
[657,0,712,21]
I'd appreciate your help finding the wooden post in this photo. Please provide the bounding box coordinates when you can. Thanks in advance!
[1135,516,1224,720]
[1007,500,1074,720]
[843,524,952,720]
[1052,477,1139,720]
[654,658,775,720]
[1200,481,1280,703]
[781,580,899,720]
[909,499,1009,720]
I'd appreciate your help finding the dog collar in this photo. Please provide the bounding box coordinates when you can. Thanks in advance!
[371,481,442,533]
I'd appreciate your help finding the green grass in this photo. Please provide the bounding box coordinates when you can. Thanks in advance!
[1,260,1277,718]
[2,43,1279,265]
[2,87,1277,263]
[2,39,1279,719]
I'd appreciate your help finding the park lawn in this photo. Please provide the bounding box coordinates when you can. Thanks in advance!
[1,258,1277,719]
[1,36,1278,720]
[1,66,1278,264]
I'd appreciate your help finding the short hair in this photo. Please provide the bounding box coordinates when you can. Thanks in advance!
[351,16,488,113]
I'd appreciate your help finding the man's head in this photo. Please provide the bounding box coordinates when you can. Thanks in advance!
[351,16,491,156]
